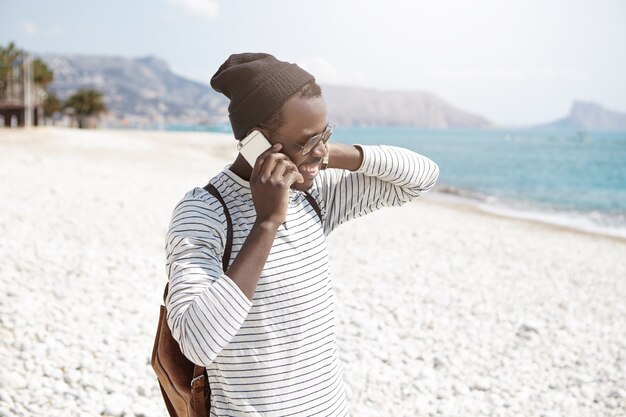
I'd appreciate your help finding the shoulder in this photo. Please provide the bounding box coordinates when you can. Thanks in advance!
[172,187,223,218]
[172,170,234,217]
[167,184,230,241]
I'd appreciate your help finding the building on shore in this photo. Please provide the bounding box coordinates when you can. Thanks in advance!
[0,52,45,127]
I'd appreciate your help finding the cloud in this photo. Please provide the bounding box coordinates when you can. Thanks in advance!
[19,20,65,37]
[298,56,372,87]
[21,20,39,36]
[168,0,219,20]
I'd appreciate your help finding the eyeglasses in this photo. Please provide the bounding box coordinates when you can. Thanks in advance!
[263,124,334,156]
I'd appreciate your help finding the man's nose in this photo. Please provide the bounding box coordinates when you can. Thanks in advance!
[309,140,328,158]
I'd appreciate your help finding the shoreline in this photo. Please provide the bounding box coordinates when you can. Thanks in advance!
[3,126,625,242]
[428,188,626,243]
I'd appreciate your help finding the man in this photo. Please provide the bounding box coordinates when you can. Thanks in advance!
[165,53,439,416]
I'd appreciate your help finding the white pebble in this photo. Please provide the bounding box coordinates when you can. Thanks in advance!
[580,385,595,399]
[103,393,130,417]
[0,372,27,389]
[470,376,492,391]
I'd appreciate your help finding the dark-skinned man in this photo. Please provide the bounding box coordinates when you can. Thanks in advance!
[165,53,439,416]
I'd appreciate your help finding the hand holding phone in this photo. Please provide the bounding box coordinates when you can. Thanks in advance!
[248,142,304,227]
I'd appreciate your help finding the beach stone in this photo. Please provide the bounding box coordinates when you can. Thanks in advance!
[419,366,436,380]
[0,372,27,389]
[136,385,148,397]
[0,390,11,404]
[132,399,161,417]
[603,397,619,409]
[412,396,432,413]
[580,385,595,399]
[607,389,622,399]
[470,376,492,391]
[63,369,81,386]
[43,366,63,380]
[568,372,593,385]
[104,392,130,417]
[22,360,36,372]
[490,394,504,407]
[453,381,470,396]
[52,380,67,395]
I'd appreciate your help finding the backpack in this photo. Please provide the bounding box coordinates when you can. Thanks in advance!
[151,182,323,417]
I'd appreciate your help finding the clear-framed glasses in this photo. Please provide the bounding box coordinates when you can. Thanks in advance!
[263,124,334,156]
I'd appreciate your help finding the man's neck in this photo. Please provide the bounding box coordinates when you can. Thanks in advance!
[228,154,253,181]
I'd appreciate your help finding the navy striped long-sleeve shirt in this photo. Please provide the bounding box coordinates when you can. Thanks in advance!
[165,145,439,416]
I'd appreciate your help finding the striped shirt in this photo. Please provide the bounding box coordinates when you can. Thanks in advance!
[165,145,439,416]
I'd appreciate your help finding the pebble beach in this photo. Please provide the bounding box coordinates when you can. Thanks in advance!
[1,127,625,417]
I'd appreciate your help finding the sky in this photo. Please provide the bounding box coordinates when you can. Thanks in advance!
[1,0,625,126]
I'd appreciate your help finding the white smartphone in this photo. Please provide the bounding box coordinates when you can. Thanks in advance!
[238,130,272,167]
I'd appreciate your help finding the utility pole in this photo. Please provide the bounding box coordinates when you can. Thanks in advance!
[24,52,33,128]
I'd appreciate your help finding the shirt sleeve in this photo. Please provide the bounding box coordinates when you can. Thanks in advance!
[164,192,253,367]
[314,144,439,234]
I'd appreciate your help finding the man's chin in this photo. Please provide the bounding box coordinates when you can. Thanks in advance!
[291,180,313,192]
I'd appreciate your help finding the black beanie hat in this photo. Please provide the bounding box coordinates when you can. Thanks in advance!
[210,53,315,139]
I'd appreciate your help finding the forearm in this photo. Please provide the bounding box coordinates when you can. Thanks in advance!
[319,145,440,234]
[327,143,363,171]
[355,145,439,192]
[225,220,280,301]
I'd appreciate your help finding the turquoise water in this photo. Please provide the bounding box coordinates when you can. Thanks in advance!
[164,124,626,236]
[331,127,626,236]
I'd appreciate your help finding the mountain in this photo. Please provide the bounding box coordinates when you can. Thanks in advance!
[41,54,228,125]
[322,85,492,129]
[540,101,626,130]
[41,53,492,128]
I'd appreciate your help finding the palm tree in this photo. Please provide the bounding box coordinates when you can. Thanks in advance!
[43,92,63,118]
[33,59,53,89]
[0,42,22,102]
[65,88,107,128]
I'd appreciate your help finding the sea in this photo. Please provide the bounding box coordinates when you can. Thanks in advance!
[165,124,626,239]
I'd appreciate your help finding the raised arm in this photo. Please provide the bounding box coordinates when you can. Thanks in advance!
[313,143,439,234]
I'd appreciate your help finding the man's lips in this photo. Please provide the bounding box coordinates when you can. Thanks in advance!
[299,159,322,178]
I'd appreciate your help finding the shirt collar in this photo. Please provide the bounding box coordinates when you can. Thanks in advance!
[220,164,303,203]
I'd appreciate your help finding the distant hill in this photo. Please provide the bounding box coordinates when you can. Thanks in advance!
[41,53,492,129]
[322,85,492,129]
[41,54,227,126]
[540,101,626,130]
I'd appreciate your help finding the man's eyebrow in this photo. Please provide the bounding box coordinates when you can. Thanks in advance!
[298,130,316,140]
[297,132,314,142]
[297,125,327,141]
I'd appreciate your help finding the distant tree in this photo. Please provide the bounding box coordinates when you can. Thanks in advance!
[43,92,63,118]
[65,88,107,128]
[33,58,53,89]
[0,42,21,75]
[0,42,22,97]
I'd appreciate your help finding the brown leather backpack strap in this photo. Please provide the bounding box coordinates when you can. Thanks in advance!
[203,183,233,272]
[303,191,323,224]
[191,365,209,416]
